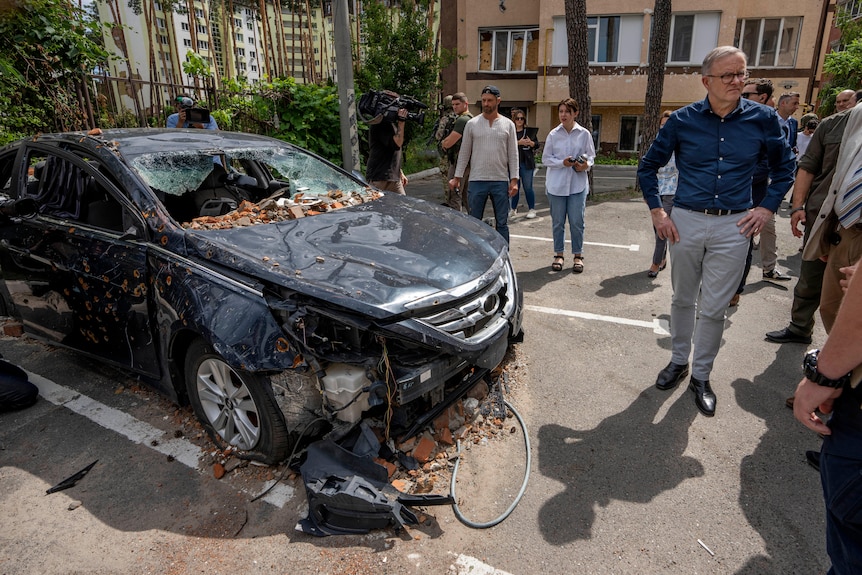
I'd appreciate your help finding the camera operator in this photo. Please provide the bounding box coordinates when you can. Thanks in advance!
[366,97,409,195]
[167,94,219,130]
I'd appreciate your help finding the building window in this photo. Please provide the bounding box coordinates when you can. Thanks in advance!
[590,115,601,151]
[196,24,207,34]
[199,40,209,50]
[667,12,720,64]
[245,8,252,15]
[234,18,242,27]
[735,17,802,68]
[236,33,244,42]
[154,2,161,11]
[195,8,204,18]
[236,47,246,57]
[181,22,189,31]
[552,15,642,66]
[160,34,169,44]
[249,51,256,59]
[840,0,862,19]
[247,22,254,31]
[478,28,539,72]
[157,17,166,29]
[619,115,640,153]
[251,64,258,72]
[183,38,192,47]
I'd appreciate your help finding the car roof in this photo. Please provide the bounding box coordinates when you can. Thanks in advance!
[37,129,289,161]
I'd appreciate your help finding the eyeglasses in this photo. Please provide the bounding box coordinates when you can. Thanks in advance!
[705,71,750,84]
[741,91,759,99]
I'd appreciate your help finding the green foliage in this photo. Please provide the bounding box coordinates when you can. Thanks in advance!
[213,77,342,163]
[354,0,438,102]
[183,51,212,79]
[594,152,639,166]
[818,10,862,116]
[0,0,108,139]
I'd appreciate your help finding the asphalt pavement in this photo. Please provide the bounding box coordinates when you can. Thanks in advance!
[0,165,830,574]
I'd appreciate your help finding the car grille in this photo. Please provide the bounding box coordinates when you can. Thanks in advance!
[414,257,518,344]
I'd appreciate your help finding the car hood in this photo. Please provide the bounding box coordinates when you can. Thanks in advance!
[181,194,508,317]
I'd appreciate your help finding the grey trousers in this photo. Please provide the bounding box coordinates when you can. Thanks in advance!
[668,209,750,380]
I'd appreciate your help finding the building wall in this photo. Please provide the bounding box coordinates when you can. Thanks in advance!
[445,0,835,155]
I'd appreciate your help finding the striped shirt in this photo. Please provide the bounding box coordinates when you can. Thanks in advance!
[454,114,519,182]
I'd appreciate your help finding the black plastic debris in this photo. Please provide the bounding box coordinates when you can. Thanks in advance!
[298,439,452,537]
[46,460,98,494]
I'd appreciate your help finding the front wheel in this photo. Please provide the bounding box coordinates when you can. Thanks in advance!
[185,339,289,464]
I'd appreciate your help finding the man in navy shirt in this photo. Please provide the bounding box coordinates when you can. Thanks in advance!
[638,46,796,417]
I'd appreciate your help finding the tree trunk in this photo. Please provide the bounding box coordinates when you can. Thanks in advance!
[564,0,591,136]
[640,0,672,163]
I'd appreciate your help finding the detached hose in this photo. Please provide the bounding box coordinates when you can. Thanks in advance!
[449,399,531,528]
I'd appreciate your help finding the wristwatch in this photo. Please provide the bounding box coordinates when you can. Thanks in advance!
[789,206,805,215]
[802,349,852,388]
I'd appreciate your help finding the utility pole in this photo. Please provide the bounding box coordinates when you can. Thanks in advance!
[333,0,360,173]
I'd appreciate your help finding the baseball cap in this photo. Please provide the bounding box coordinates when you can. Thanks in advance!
[481,85,501,97]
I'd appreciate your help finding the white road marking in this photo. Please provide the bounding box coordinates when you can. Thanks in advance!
[526,304,671,335]
[451,554,514,575]
[26,372,294,508]
[510,233,639,251]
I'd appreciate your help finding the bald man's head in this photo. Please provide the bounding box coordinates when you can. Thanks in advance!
[836,89,857,112]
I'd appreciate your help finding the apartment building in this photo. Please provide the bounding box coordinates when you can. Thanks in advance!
[441,0,837,154]
[97,0,335,116]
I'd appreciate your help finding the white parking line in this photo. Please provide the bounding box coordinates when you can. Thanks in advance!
[451,553,514,575]
[26,371,294,508]
[510,233,639,251]
[526,304,671,335]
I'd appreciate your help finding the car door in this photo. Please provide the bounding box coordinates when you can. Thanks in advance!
[0,143,160,377]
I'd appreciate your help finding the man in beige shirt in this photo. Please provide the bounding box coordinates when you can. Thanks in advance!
[448,85,519,243]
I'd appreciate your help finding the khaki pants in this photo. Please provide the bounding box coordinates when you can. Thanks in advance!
[446,162,469,212]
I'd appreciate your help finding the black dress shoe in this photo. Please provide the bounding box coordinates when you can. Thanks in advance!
[806,450,821,472]
[689,377,716,416]
[764,327,812,344]
[655,362,689,390]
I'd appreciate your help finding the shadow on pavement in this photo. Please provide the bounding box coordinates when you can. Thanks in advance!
[536,388,702,544]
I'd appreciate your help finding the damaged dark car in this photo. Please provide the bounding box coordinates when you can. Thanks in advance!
[0,129,523,463]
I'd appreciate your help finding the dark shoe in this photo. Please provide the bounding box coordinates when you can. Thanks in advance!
[551,255,564,272]
[765,327,812,344]
[655,362,689,391]
[689,377,716,416]
[647,268,659,278]
[763,269,792,282]
[806,450,820,472]
[728,293,740,307]
[572,255,584,274]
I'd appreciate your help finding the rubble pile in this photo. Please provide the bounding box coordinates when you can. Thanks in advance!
[182,188,382,230]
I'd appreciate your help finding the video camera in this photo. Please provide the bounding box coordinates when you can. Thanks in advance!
[177,96,211,125]
[358,90,427,125]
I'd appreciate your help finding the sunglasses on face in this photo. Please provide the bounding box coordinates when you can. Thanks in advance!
[741,92,759,99]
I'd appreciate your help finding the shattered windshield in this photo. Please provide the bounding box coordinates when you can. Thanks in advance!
[129,145,366,198]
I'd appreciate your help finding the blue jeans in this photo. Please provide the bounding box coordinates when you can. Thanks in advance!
[821,451,862,575]
[468,181,511,243]
[511,165,535,210]
[547,192,586,254]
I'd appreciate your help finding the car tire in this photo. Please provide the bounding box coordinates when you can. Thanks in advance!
[185,338,289,464]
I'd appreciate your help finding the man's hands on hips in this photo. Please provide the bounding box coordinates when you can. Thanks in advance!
[737,207,772,238]
[651,208,679,243]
